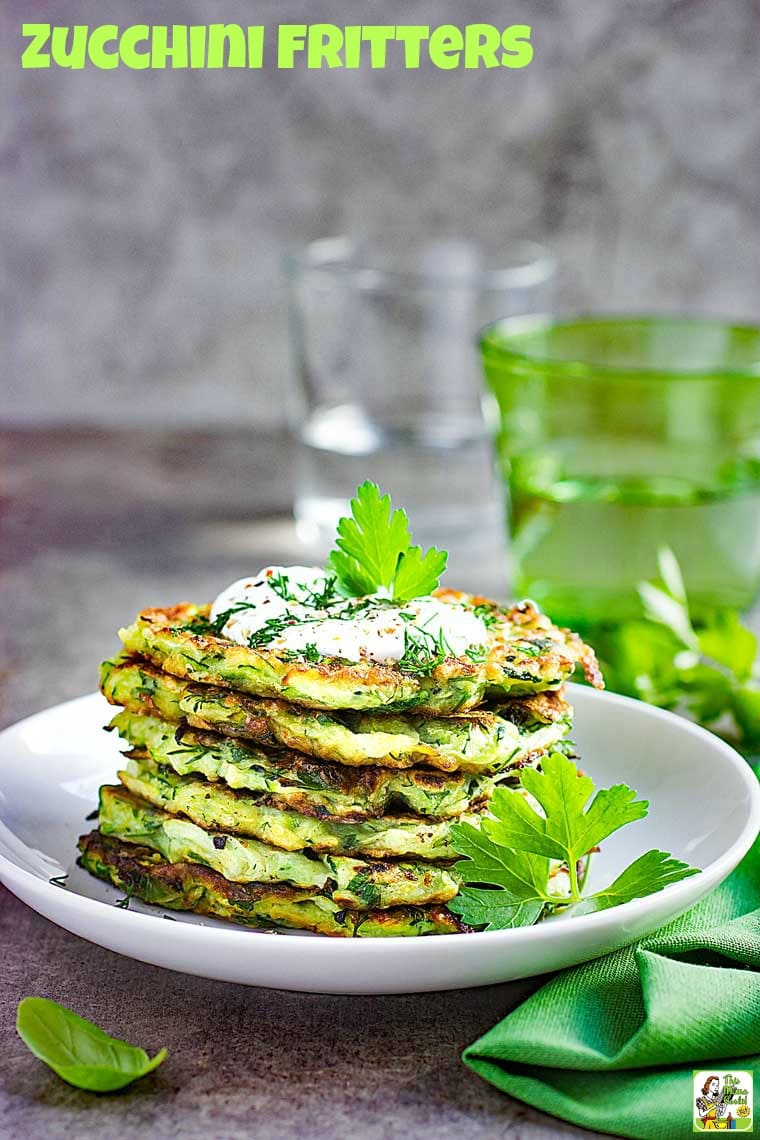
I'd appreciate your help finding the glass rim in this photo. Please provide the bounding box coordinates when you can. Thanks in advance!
[480,313,760,379]
[284,235,556,292]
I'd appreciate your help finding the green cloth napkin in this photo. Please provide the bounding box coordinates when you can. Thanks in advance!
[464,834,760,1140]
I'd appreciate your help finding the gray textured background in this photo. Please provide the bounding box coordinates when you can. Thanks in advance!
[2,0,759,426]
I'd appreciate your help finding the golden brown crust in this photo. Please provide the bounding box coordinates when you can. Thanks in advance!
[490,687,572,724]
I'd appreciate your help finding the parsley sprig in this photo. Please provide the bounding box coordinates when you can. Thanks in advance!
[599,548,760,754]
[448,751,698,930]
[327,482,447,602]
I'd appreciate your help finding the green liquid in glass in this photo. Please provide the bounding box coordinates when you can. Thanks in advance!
[482,317,760,631]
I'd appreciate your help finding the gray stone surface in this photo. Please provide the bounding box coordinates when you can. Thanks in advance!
[3,0,759,426]
[0,428,603,1140]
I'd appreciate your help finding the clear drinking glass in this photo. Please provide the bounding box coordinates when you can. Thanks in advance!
[480,315,760,630]
[286,236,555,592]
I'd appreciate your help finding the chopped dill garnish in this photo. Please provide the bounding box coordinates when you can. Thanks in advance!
[472,602,503,629]
[279,642,323,664]
[397,625,454,676]
[301,576,340,609]
[266,570,299,603]
[246,613,300,648]
[267,570,339,610]
[185,616,212,635]
[210,601,258,637]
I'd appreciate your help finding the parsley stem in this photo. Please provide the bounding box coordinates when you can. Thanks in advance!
[567,857,582,903]
[577,853,592,894]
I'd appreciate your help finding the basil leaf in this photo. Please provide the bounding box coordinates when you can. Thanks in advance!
[16,997,167,1092]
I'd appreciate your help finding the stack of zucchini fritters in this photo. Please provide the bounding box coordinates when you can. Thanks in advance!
[79,591,601,937]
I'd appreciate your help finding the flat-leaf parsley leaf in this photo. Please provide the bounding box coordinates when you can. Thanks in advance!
[596,548,760,754]
[327,482,447,602]
[448,752,698,929]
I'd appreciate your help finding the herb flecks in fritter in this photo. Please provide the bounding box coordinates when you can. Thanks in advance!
[110,710,499,819]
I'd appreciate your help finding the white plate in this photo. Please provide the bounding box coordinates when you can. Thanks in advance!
[0,686,758,994]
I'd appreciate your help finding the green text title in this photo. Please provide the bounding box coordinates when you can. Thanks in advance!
[21,23,533,71]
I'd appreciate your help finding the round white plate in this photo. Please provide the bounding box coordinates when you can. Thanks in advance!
[0,686,758,994]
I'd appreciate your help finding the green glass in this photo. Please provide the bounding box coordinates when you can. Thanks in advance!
[480,316,760,630]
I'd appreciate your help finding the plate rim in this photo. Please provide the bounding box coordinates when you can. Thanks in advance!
[1,684,758,956]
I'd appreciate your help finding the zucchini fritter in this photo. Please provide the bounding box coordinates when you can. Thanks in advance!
[97,785,459,909]
[102,654,572,773]
[117,758,474,858]
[119,593,601,713]
[110,710,497,819]
[77,830,466,937]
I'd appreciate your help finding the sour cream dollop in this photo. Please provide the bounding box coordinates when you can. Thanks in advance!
[209,566,487,665]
